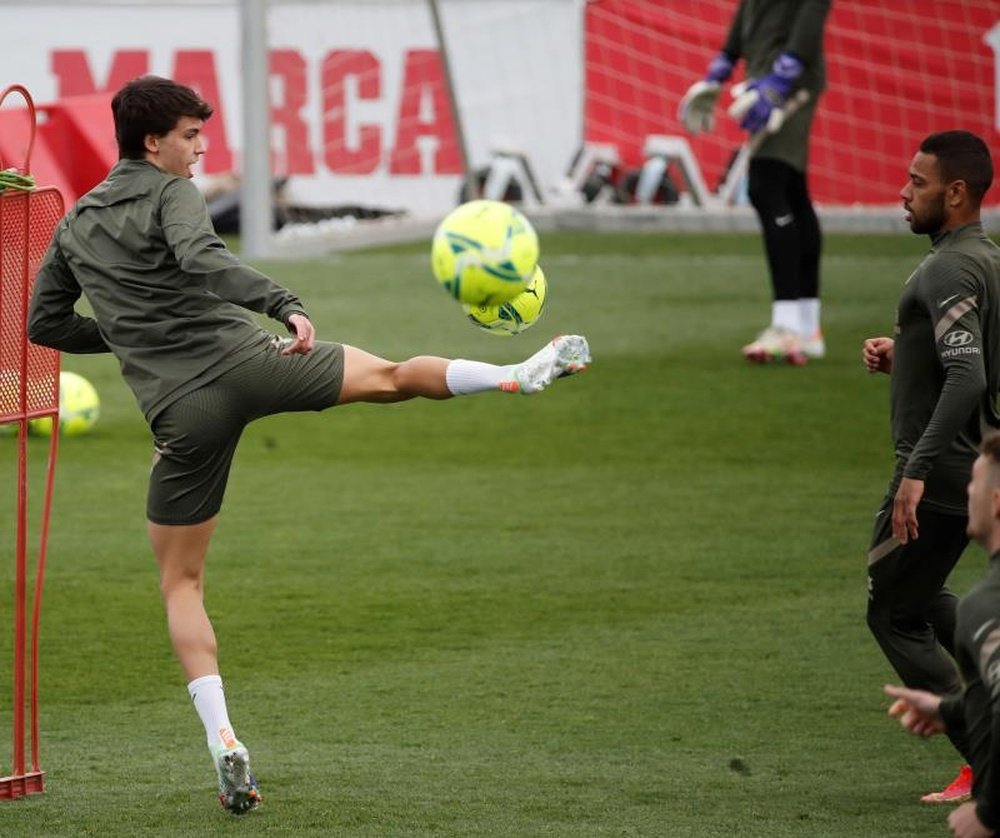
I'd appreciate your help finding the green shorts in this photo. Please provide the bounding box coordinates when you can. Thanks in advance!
[146,339,344,525]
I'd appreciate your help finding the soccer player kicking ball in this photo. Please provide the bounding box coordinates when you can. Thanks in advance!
[27,75,591,814]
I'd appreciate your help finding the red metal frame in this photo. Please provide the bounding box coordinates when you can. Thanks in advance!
[0,83,62,800]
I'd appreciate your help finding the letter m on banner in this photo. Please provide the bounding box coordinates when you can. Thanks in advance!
[0,84,63,800]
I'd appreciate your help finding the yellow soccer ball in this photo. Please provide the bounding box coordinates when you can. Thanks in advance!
[430,199,538,306]
[28,371,100,437]
[463,264,547,336]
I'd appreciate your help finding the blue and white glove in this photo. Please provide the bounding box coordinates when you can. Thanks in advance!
[678,52,735,134]
[728,52,803,134]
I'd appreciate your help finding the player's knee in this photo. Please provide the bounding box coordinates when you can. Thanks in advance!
[367,362,406,402]
[392,360,427,396]
[157,564,203,601]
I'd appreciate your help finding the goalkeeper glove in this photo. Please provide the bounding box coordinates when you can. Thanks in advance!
[728,51,803,134]
[677,52,735,134]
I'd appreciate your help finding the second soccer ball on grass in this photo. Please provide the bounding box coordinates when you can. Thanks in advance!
[430,199,538,306]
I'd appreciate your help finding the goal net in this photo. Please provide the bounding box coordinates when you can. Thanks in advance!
[585,0,1000,210]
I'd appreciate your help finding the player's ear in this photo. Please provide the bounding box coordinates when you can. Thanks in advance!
[947,179,968,208]
[143,133,160,155]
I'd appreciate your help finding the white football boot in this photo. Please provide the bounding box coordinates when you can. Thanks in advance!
[501,335,592,394]
[742,325,807,366]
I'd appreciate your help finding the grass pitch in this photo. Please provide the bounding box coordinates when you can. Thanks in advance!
[0,230,984,836]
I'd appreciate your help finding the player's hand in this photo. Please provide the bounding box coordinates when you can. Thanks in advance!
[883,685,946,737]
[948,802,994,838]
[862,337,894,374]
[283,312,315,356]
[678,52,733,134]
[728,51,802,133]
[678,81,722,134]
[892,477,923,544]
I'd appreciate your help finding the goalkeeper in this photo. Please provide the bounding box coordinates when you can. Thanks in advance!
[679,0,831,365]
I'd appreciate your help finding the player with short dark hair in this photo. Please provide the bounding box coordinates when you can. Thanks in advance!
[27,74,591,814]
[863,130,1000,805]
[113,75,214,160]
[885,431,1000,837]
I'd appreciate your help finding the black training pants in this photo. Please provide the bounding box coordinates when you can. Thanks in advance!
[746,157,822,302]
[866,497,971,760]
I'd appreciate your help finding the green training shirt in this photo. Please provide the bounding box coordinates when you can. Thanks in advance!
[888,222,1000,514]
[28,159,306,422]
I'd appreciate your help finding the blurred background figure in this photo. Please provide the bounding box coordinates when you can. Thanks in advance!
[679,0,831,366]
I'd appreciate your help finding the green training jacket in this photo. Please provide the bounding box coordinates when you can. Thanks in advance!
[28,159,306,422]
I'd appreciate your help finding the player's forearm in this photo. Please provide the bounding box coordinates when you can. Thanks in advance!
[903,366,985,479]
[27,308,109,354]
[165,204,307,324]
[721,0,747,60]
[195,258,307,324]
[27,276,110,353]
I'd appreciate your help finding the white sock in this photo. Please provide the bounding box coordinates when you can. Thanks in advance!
[771,300,801,334]
[798,298,821,338]
[445,359,516,395]
[188,674,239,752]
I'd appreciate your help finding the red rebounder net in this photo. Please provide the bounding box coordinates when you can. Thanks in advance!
[0,84,62,800]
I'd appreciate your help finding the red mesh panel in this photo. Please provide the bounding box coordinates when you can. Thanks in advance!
[0,82,61,803]
[0,187,61,423]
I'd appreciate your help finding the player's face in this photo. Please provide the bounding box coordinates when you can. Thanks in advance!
[145,116,206,179]
[967,455,998,544]
[900,151,948,235]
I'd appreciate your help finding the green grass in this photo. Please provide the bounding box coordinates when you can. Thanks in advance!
[0,231,984,835]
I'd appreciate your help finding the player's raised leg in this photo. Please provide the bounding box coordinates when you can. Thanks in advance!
[336,335,591,404]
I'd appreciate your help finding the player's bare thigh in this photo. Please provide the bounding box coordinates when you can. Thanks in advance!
[338,344,450,403]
